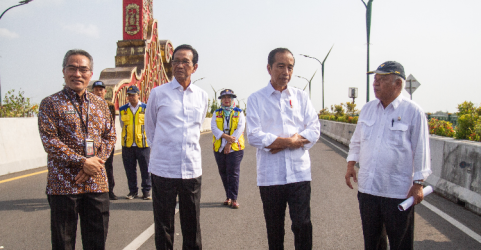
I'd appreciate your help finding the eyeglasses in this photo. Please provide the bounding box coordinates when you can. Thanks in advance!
[65,66,91,74]
[171,60,192,66]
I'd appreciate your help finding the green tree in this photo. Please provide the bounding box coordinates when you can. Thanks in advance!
[0,89,39,117]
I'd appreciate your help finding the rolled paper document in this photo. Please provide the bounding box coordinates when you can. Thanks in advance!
[398,186,433,211]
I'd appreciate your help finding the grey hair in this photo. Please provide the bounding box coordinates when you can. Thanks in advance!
[391,74,405,90]
[62,49,94,71]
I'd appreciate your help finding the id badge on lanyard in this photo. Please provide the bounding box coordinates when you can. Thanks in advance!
[64,89,94,158]
[85,139,95,158]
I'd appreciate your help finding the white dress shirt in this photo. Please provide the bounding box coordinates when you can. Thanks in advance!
[211,109,245,153]
[347,94,432,199]
[145,79,208,179]
[120,101,142,147]
[246,82,320,186]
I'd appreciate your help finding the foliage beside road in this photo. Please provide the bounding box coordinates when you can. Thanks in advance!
[0,89,38,117]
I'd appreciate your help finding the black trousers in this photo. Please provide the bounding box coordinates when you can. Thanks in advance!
[105,147,115,194]
[259,181,312,250]
[213,150,244,200]
[152,174,202,250]
[122,146,151,193]
[358,192,415,250]
[48,193,109,250]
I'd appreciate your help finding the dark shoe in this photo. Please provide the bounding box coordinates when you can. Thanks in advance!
[126,192,138,200]
[223,198,232,206]
[109,192,118,200]
[231,200,240,209]
[142,191,152,200]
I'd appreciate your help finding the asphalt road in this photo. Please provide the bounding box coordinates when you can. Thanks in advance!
[1,132,480,249]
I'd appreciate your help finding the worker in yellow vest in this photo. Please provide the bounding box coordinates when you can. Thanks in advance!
[211,89,245,209]
[119,85,151,200]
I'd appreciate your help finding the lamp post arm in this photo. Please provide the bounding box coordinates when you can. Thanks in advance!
[361,0,367,8]
[322,45,334,64]
[0,1,32,20]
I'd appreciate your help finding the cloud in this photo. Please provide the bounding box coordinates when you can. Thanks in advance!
[0,28,19,39]
[62,23,100,38]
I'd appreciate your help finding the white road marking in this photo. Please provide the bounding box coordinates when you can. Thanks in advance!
[123,203,180,250]
[422,201,481,244]
[320,136,481,244]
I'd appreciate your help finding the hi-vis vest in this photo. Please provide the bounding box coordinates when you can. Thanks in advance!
[119,103,148,148]
[212,107,245,152]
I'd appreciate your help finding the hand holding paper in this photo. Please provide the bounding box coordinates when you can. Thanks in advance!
[398,186,433,211]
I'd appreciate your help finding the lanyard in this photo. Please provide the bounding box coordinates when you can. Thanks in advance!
[63,89,90,138]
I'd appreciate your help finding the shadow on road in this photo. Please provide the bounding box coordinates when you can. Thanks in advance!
[110,200,153,211]
[0,198,49,212]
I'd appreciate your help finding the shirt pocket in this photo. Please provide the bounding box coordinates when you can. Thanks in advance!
[138,114,145,125]
[388,122,408,147]
[359,119,375,141]
[121,113,132,125]
[193,106,204,125]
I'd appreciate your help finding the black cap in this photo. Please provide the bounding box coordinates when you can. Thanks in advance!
[367,61,406,80]
[126,85,140,94]
[218,89,237,99]
[92,81,106,89]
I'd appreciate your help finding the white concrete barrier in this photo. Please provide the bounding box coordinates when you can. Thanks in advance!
[0,117,212,176]
[0,118,48,176]
[320,119,481,215]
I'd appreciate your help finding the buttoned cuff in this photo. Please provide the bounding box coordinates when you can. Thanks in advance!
[262,134,278,149]
[346,153,359,163]
[413,169,432,181]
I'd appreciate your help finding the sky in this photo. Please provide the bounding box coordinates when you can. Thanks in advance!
[1,0,480,113]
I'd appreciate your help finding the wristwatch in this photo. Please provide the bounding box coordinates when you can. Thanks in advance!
[413,180,424,185]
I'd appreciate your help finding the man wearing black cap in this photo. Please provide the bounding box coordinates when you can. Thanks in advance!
[119,85,152,200]
[345,61,431,250]
[92,80,118,200]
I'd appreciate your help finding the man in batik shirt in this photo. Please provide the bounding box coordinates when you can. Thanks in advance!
[38,49,116,249]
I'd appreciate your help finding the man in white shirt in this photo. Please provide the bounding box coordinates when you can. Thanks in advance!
[145,44,208,250]
[119,85,151,200]
[246,48,320,250]
[345,61,431,250]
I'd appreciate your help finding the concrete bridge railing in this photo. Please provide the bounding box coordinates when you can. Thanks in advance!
[0,117,212,177]
[320,119,481,215]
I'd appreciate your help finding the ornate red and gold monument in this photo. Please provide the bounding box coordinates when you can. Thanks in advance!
[93,0,174,110]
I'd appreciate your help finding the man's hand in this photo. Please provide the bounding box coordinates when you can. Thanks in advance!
[74,169,91,184]
[289,133,310,149]
[224,143,232,154]
[345,161,357,189]
[83,156,105,176]
[221,133,236,144]
[407,183,424,205]
[270,148,284,154]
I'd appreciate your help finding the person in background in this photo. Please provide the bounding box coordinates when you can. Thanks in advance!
[119,85,152,200]
[211,89,245,209]
[92,80,118,200]
[345,61,431,250]
[38,49,116,249]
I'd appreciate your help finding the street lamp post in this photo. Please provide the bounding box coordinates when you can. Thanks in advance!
[0,0,34,20]
[300,45,333,110]
[193,77,205,84]
[361,0,374,102]
[295,70,317,97]
[0,0,34,105]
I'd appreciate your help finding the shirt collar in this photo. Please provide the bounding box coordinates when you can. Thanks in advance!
[63,86,89,102]
[265,81,292,96]
[376,94,404,110]
[172,78,193,92]
[128,101,142,109]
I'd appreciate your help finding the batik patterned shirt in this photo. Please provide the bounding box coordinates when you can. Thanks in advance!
[38,87,116,195]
